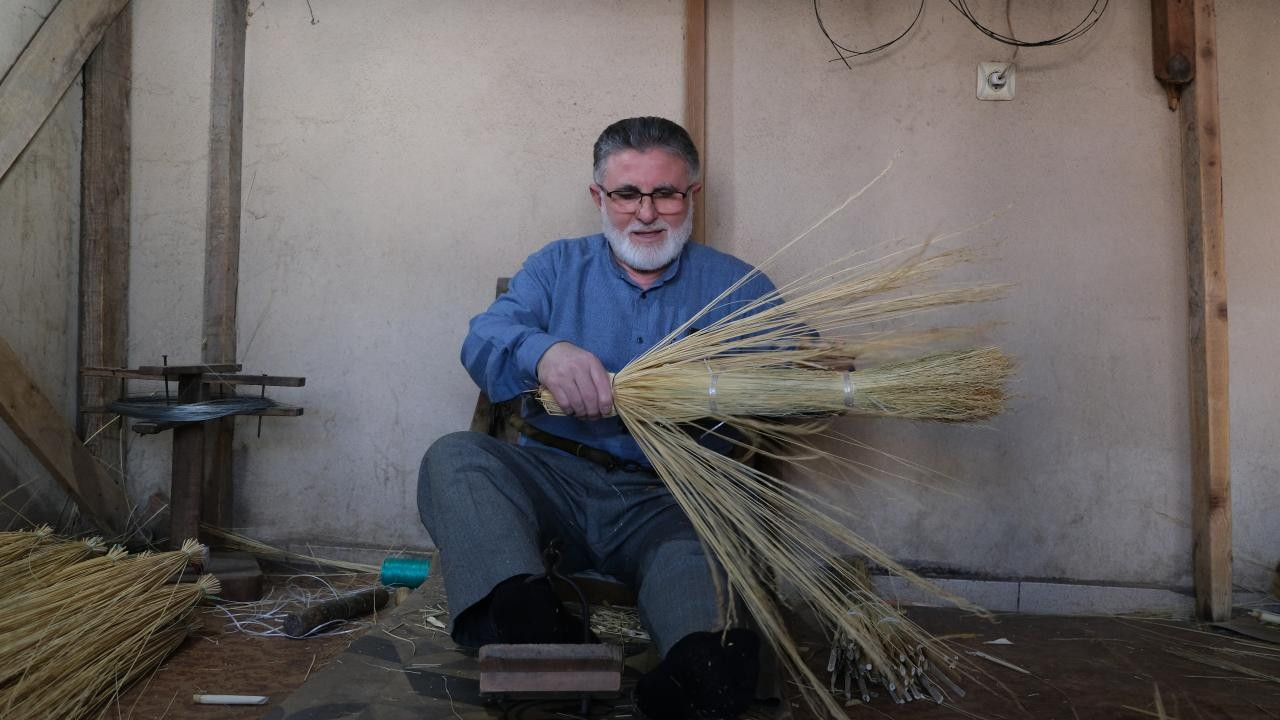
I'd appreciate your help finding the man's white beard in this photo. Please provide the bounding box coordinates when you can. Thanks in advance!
[601,203,693,272]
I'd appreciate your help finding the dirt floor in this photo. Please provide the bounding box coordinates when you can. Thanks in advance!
[111,579,1280,720]
[109,573,371,720]
[819,607,1280,719]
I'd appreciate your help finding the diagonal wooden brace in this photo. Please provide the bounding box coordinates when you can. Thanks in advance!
[0,336,130,535]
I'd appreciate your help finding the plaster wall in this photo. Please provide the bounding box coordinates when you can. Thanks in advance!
[0,0,82,528]
[120,0,1279,595]
[1219,1,1280,592]
[706,0,1271,593]
[127,1,684,551]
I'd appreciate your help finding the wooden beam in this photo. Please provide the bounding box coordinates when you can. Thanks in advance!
[0,0,131,183]
[202,0,249,532]
[1151,0,1196,110]
[82,367,304,387]
[169,375,206,549]
[1182,0,1231,621]
[78,5,131,480]
[136,363,241,375]
[0,336,130,535]
[203,0,247,363]
[683,0,706,244]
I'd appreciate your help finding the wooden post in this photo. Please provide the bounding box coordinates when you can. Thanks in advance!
[202,0,249,531]
[79,6,132,478]
[0,0,131,183]
[169,375,206,549]
[0,337,130,536]
[684,0,707,244]
[1150,0,1196,110]
[1181,0,1231,621]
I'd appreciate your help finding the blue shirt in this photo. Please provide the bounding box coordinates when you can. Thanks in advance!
[461,233,776,467]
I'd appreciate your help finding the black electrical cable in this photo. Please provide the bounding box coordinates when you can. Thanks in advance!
[813,0,926,68]
[815,1,1109,67]
[947,0,1109,48]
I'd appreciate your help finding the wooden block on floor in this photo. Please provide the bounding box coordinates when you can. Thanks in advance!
[184,550,262,601]
[479,643,623,696]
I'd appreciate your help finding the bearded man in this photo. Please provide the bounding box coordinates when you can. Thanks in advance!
[418,117,775,719]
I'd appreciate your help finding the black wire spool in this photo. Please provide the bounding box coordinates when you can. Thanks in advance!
[109,396,278,424]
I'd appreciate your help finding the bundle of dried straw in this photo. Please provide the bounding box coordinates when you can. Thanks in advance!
[536,176,1013,715]
[0,531,216,718]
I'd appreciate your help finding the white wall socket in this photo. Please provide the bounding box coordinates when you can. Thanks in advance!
[977,62,1015,101]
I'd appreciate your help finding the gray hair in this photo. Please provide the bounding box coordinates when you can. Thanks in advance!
[592,117,700,185]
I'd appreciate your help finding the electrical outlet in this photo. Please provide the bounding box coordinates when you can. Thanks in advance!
[977,62,1015,101]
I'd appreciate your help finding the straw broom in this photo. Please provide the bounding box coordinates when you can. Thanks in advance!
[0,536,104,600]
[200,522,381,573]
[0,575,217,718]
[535,228,1011,714]
[0,525,54,568]
[0,537,211,719]
[0,540,206,686]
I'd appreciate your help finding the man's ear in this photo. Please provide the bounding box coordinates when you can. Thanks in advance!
[688,182,703,198]
[589,183,603,209]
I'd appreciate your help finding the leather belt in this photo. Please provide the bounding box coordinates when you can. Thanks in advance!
[507,414,652,474]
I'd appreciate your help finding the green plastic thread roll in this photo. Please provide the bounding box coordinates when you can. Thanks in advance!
[379,556,431,589]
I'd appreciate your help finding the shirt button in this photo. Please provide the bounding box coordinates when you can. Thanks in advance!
[636,336,643,344]
[640,292,647,299]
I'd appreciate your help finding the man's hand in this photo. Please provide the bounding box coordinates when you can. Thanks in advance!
[536,342,614,420]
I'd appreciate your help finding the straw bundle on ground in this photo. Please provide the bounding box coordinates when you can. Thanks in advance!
[0,534,214,719]
[536,182,1011,714]
[0,535,104,601]
[0,525,54,568]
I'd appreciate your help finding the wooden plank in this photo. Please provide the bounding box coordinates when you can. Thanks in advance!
[683,0,706,244]
[203,0,247,363]
[136,363,241,375]
[0,0,131,183]
[83,368,305,387]
[1151,0,1196,110]
[0,336,129,535]
[169,375,205,549]
[203,0,249,532]
[201,373,305,388]
[78,6,131,481]
[1182,0,1231,622]
[80,368,159,381]
[1151,0,1196,83]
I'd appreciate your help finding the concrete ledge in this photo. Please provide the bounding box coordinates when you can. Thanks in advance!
[874,575,1021,612]
[869,575,1249,618]
[1018,581,1194,616]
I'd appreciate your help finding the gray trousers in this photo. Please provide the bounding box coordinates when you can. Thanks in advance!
[417,431,728,656]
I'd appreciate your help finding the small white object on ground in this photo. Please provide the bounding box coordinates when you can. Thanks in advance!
[984,637,1013,645]
[193,694,268,705]
[966,650,1031,675]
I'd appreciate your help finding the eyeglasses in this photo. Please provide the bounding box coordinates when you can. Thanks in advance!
[597,184,694,214]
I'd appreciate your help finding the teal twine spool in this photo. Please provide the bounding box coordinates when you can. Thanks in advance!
[380,556,431,589]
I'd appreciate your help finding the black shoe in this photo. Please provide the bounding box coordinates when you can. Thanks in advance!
[634,629,759,719]
[488,574,594,644]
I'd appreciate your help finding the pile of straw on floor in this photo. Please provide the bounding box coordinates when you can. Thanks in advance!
[538,176,1013,715]
[0,526,215,719]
